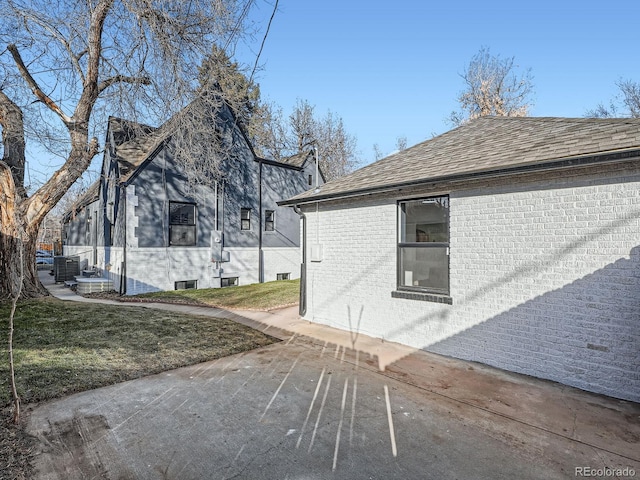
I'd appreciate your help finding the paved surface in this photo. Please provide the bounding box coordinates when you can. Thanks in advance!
[26,273,640,479]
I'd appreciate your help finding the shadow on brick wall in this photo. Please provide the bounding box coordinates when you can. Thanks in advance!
[425,246,640,402]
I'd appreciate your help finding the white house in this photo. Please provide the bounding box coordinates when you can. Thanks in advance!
[280,116,640,403]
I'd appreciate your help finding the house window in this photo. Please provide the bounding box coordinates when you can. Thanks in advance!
[169,202,196,246]
[398,196,449,295]
[240,208,251,230]
[221,277,238,287]
[308,174,313,186]
[265,210,275,231]
[277,273,290,281]
[175,280,197,290]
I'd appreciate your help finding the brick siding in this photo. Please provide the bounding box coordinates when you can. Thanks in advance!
[302,164,640,402]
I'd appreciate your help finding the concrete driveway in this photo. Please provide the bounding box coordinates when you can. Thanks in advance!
[27,275,640,479]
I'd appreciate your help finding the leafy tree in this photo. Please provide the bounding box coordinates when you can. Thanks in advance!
[198,44,269,145]
[449,47,534,126]
[585,79,640,118]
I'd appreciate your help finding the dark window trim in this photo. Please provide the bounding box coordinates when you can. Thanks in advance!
[392,290,453,304]
[240,208,251,231]
[221,277,238,287]
[396,195,450,298]
[265,210,275,231]
[175,279,197,290]
[169,201,197,246]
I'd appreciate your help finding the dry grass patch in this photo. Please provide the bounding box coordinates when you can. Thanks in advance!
[0,297,278,406]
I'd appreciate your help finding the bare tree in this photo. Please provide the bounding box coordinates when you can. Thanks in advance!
[395,136,407,152]
[449,47,534,126]
[372,143,384,162]
[586,79,640,118]
[257,99,359,181]
[254,101,289,161]
[314,110,358,181]
[0,0,261,300]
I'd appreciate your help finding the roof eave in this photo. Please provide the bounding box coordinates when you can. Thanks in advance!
[278,148,640,206]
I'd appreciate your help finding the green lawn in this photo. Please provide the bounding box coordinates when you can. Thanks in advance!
[134,278,300,310]
[0,297,278,407]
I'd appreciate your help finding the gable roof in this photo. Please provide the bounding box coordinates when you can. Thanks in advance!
[279,151,313,168]
[106,90,251,186]
[279,116,640,206]
[106,117,162,182]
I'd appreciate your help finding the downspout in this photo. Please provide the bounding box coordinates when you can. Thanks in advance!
[258,158,264,283]
[120,185,127,295]
[315,145,320,190]
[293,204,307,316]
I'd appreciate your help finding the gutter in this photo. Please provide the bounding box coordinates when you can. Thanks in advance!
[278,148,640,207]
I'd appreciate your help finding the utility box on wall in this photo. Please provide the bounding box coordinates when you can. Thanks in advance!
[210,231,230,262]
[310,244,323,262]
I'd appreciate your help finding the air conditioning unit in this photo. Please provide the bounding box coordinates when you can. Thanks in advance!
[54,256,80,282]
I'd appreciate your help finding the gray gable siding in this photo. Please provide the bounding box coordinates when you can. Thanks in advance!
[130,150,216,248]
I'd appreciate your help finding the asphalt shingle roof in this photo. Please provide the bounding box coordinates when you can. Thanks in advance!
[280,116,640,205]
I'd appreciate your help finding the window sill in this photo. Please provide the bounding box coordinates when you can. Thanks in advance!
[391,290,453,305]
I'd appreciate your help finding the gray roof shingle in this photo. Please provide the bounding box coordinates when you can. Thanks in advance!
[280,116,640,205]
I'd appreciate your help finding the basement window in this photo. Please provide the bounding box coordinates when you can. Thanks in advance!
[221,277,238,287]
[175,280,197,290]
[277,273,290,281]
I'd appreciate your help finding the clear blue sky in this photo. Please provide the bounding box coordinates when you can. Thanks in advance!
[239,0,640,165]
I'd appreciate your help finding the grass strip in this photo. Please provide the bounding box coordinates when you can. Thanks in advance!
[0,297,278,406]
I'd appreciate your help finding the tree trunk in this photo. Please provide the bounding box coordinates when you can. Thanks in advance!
[0,228,46,300]
[0,163,48,300]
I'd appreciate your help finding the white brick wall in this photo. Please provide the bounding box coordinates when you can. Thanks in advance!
[302,165,640,402]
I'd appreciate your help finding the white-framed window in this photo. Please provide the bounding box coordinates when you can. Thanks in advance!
[398,196,449,295]
[277,273,290,280]
[175,280,197,290]
[240,208,251,230]
[169,202,196,246]
[221,277,238,287]
[265,210,275,231]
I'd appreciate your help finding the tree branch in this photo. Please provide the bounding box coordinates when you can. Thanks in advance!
[7,44,73,124]
[98,74,151,94]
[74,0,114,122]
[18,9,87,84]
